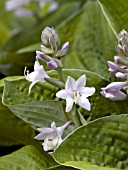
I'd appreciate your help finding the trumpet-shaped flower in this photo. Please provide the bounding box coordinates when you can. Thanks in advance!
[25,60,49,92]
[101,82,127,101]
[56,75,95,112]
[34,121,71,151]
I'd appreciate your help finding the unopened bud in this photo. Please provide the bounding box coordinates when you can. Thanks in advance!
[51,27,60,45]
[114,56,128,66]
[56,42,69,57]
[118,29,127,39]
[36,51,52,62]
[47,60,58,69]
[115,72,127,79]
[40,45,54,54]
[41,27,53,46]
[107,61,121,72]
[54,58,63,68]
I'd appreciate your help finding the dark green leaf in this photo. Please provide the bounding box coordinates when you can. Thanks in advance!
[58,0,116,76]
[52,114,128,169]
[0,77,36,146]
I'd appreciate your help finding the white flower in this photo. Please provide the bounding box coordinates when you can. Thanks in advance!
[56,75,95,112]
[34,121,71,151]
[25,60,49,92]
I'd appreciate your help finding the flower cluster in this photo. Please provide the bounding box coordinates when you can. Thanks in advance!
[25,26,95,151]
[5,0,58,17]
[36,27,69,70]
[101,29,128,100]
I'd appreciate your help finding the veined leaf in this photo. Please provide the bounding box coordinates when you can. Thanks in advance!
[0,145,57,170]
[52,114,128,169]
[0,77,36,146]
[99,0,128,33]
[58,0,116,76]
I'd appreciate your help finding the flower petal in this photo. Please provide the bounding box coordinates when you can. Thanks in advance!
[66,97,74,112]
[80,87,95,97]
[78,97,91,111]
[34,60,41,71]
[56,89,68,99]
[65,76,76,92]
[76,74,86,90]
[104,82,127,92]
[105,91,126,101]
[29,80,38,93]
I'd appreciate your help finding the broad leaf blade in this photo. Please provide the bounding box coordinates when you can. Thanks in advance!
[8,101,67,129]
[52,114,128,169]
[58,0,116,76]
[99,0,128,33]
[0,145,57,170]
[0,77,36,146]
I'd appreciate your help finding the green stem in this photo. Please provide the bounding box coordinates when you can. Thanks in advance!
[71,105,81,128]
[57,68,65,83]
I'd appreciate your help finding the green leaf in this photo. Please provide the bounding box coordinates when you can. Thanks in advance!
[0,77,36,146]
[0,145,57,170]
[8,101,68,129]
[52,114,128,169]
[0,145,76,170]
[58,0,116,76]
[2,77,57,105]
[64,161,121,170]
[98,0,128,33]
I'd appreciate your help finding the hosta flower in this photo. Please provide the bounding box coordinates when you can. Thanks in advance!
[34,121,71,151]
[56,75,95,112]
[25,60,49,92]
[101,82,127,101]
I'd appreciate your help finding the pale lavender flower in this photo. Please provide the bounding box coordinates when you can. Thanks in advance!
[115,72,127,79]
[56,42,69,57]
[56,75,95,112]
[34,121,71,151]
[101,82,127,101]
[107,61,123,72]
[47,60,58,69]
[25,60,49,92]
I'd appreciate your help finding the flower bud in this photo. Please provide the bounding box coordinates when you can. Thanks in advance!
[107,61,122,72]
[51,27,60,45]
[41,27,53,46]
[41,27,60,51]
[114,56,128,66]
[47,60,58,69]
[36,51,52,62]
[115,72,127,79]
[56,42,69,57]
[40,45,54,54]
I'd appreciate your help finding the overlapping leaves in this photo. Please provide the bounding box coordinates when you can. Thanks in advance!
[52,114,128,169]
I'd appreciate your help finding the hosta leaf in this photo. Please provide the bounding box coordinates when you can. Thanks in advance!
[64,161,121,170]
[99,0,128,33]
[0,145,57,170]
[8,101,67,129]
[58,0,116,76]
[0,77,36,146]
[3,77,57,105]
[52,114,128,169]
